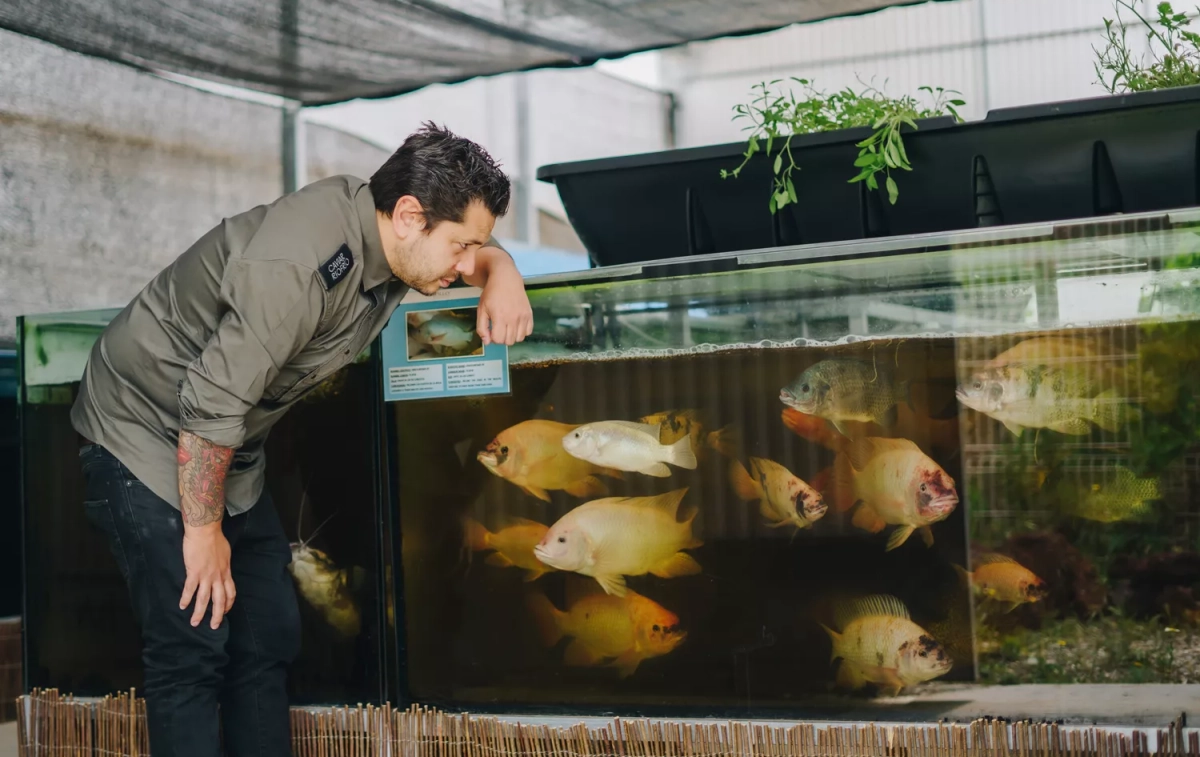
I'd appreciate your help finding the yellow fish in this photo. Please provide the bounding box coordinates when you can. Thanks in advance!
[638,409,740,460]
[830,437,959,551]
[561,420,698,477]
[463,516,555,582]
[956,362,1132,437]
[1054,465,1161,523]
[533,488,703,597]
[477,419,624,501]
[728,456,827,533]
[526,580,686,678]
[821,594,953,696]
[955,553,1047,612]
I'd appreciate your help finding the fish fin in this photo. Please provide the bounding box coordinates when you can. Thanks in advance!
[832,453,860,513]
[630,487,690,516]
[819,623,841,663]
[667,435,699,470]
[1091,388,1127,433]
[850,503,887,534]
[975,552,1017,567]
[500,516,548,529]
[834,660,870,692]
[729,459,763,502]
[521,484,552,502]
[650,552,702,579]
[485,552,515,568]
[834,594,911,629]
[593,573,628,597]
[463,517,491,551]
[875,666,906,697]
[831,419,856,440]
[612,650,643,679]
[524,593,565,647]
[640,462,673,477]
[608,420,667,436]
[952,563,972,589]
[1048,417,1092,435]
[563,640,604,668]
[920,525,935,548]
[1003,601,1021,614]
[598,467,626,481]
[707,424,740,458]
[878,402,899,430]
[886,525,917,552]
[810,464,833,496]
[1001,420,1025,437]
[565,476,608,498]
[522,568,548,582]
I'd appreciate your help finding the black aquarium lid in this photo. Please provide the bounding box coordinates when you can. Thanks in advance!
[536,85,1200,268]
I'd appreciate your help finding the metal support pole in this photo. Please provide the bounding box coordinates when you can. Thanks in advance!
[515,74,537,245]
[282,103,306,194]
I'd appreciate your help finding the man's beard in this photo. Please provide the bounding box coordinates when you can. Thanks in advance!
[394,236,457,294]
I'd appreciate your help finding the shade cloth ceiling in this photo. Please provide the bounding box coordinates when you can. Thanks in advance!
[0,0,943,106]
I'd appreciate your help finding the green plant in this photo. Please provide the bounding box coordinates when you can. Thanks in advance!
[1094,0,1200,93]
[720,77,964,213]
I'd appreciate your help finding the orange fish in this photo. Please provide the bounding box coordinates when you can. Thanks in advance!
[526,580,687,678]
[831,437,959,551]
[729,456,827,533]
[477,420,624,501]
[956,553,1047,612]
[464,517,555,582]
[782,406,960,461]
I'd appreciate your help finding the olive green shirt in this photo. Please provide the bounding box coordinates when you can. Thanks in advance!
[71,174,501,515]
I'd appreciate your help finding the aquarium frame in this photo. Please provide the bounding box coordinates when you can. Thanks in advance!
[515,206,1200,291]
[377,204,1200,723]
[14,316,29,694]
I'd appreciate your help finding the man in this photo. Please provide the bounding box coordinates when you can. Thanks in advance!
[71,122,532,757]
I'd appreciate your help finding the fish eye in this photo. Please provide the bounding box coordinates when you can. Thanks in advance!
[653,625,660,632]
[920,483,927,492]
[801,383,810,393]
[557,536,566,543]
[973,380,982,390]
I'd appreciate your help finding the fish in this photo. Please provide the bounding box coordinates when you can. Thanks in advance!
[638,409,739,460]
[985,335,1109,368]
[532,488,703,597]
[955,362,1132,437]
[287,496,364,638]
[525,580,686,678]
[410,311,481,356]
[779,358,912,438]
[561,420,698,478]
[728,456,828,534]
[463,516,555,582]
[1054,465,1161,523]
[781,405,961,461]
[955,553,1048,612]
[821,594,953,696]
[477,420,625,501]
[830,437,959,551]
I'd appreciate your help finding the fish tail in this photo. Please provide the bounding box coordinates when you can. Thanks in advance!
[463,517,491,551]
[728,458,762,502]
[524,593,565,648]
[668,435,699,470]
[819,623,841,663]
[707,424,741,458]
[831,453,858,513]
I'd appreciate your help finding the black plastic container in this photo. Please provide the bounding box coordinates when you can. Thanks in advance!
[537,85,1200,267]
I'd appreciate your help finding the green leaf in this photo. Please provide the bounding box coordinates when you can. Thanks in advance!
[786,176,798,203]
[748,137,759,155]
[853,153,876,167]
[867,174,879,191]
[950,99,966,106]
[886,175,899,204]
[774,153,783,174]
[768,193,777,215]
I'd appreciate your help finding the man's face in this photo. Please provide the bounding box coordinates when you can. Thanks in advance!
[389,197,496,296]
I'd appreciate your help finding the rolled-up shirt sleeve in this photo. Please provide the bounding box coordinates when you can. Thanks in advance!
[177,257,325,449]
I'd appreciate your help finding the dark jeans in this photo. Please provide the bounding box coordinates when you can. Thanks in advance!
[79,443,301,757]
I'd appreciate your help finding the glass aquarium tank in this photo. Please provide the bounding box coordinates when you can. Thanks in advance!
[18,309,388,705]
[387,209,1200,723]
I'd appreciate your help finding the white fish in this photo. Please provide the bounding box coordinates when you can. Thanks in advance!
[532,488,703,597]
[561,420,698,477]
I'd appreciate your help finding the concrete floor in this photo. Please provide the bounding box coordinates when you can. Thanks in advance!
[1,722,17,757]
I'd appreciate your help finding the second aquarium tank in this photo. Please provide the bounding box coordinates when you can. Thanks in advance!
[387,211,1200,721]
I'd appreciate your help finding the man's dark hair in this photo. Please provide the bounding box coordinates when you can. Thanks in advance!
[370,121,511,230]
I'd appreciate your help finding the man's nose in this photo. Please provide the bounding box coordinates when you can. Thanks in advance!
[455,250,476,277]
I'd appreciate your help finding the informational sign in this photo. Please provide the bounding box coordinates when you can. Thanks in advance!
[379,289,510,402]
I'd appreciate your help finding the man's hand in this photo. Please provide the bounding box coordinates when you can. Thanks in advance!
[471,246,533,346]
[180,522,235,629]
[177,429,236,630]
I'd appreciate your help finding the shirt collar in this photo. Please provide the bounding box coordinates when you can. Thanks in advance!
[354,181,395,292]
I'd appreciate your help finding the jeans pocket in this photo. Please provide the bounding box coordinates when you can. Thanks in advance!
[83,497,132,583]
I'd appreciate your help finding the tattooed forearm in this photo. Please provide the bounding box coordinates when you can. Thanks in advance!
[177,430,234,528]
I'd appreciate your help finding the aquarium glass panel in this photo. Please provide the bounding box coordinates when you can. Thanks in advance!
[19,310,385,704]
[391,215,1200,723]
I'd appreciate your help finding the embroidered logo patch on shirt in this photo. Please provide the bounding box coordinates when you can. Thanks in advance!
[319,244,355,290]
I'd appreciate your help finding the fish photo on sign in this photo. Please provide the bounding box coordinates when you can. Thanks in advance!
[406,306,485,360]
